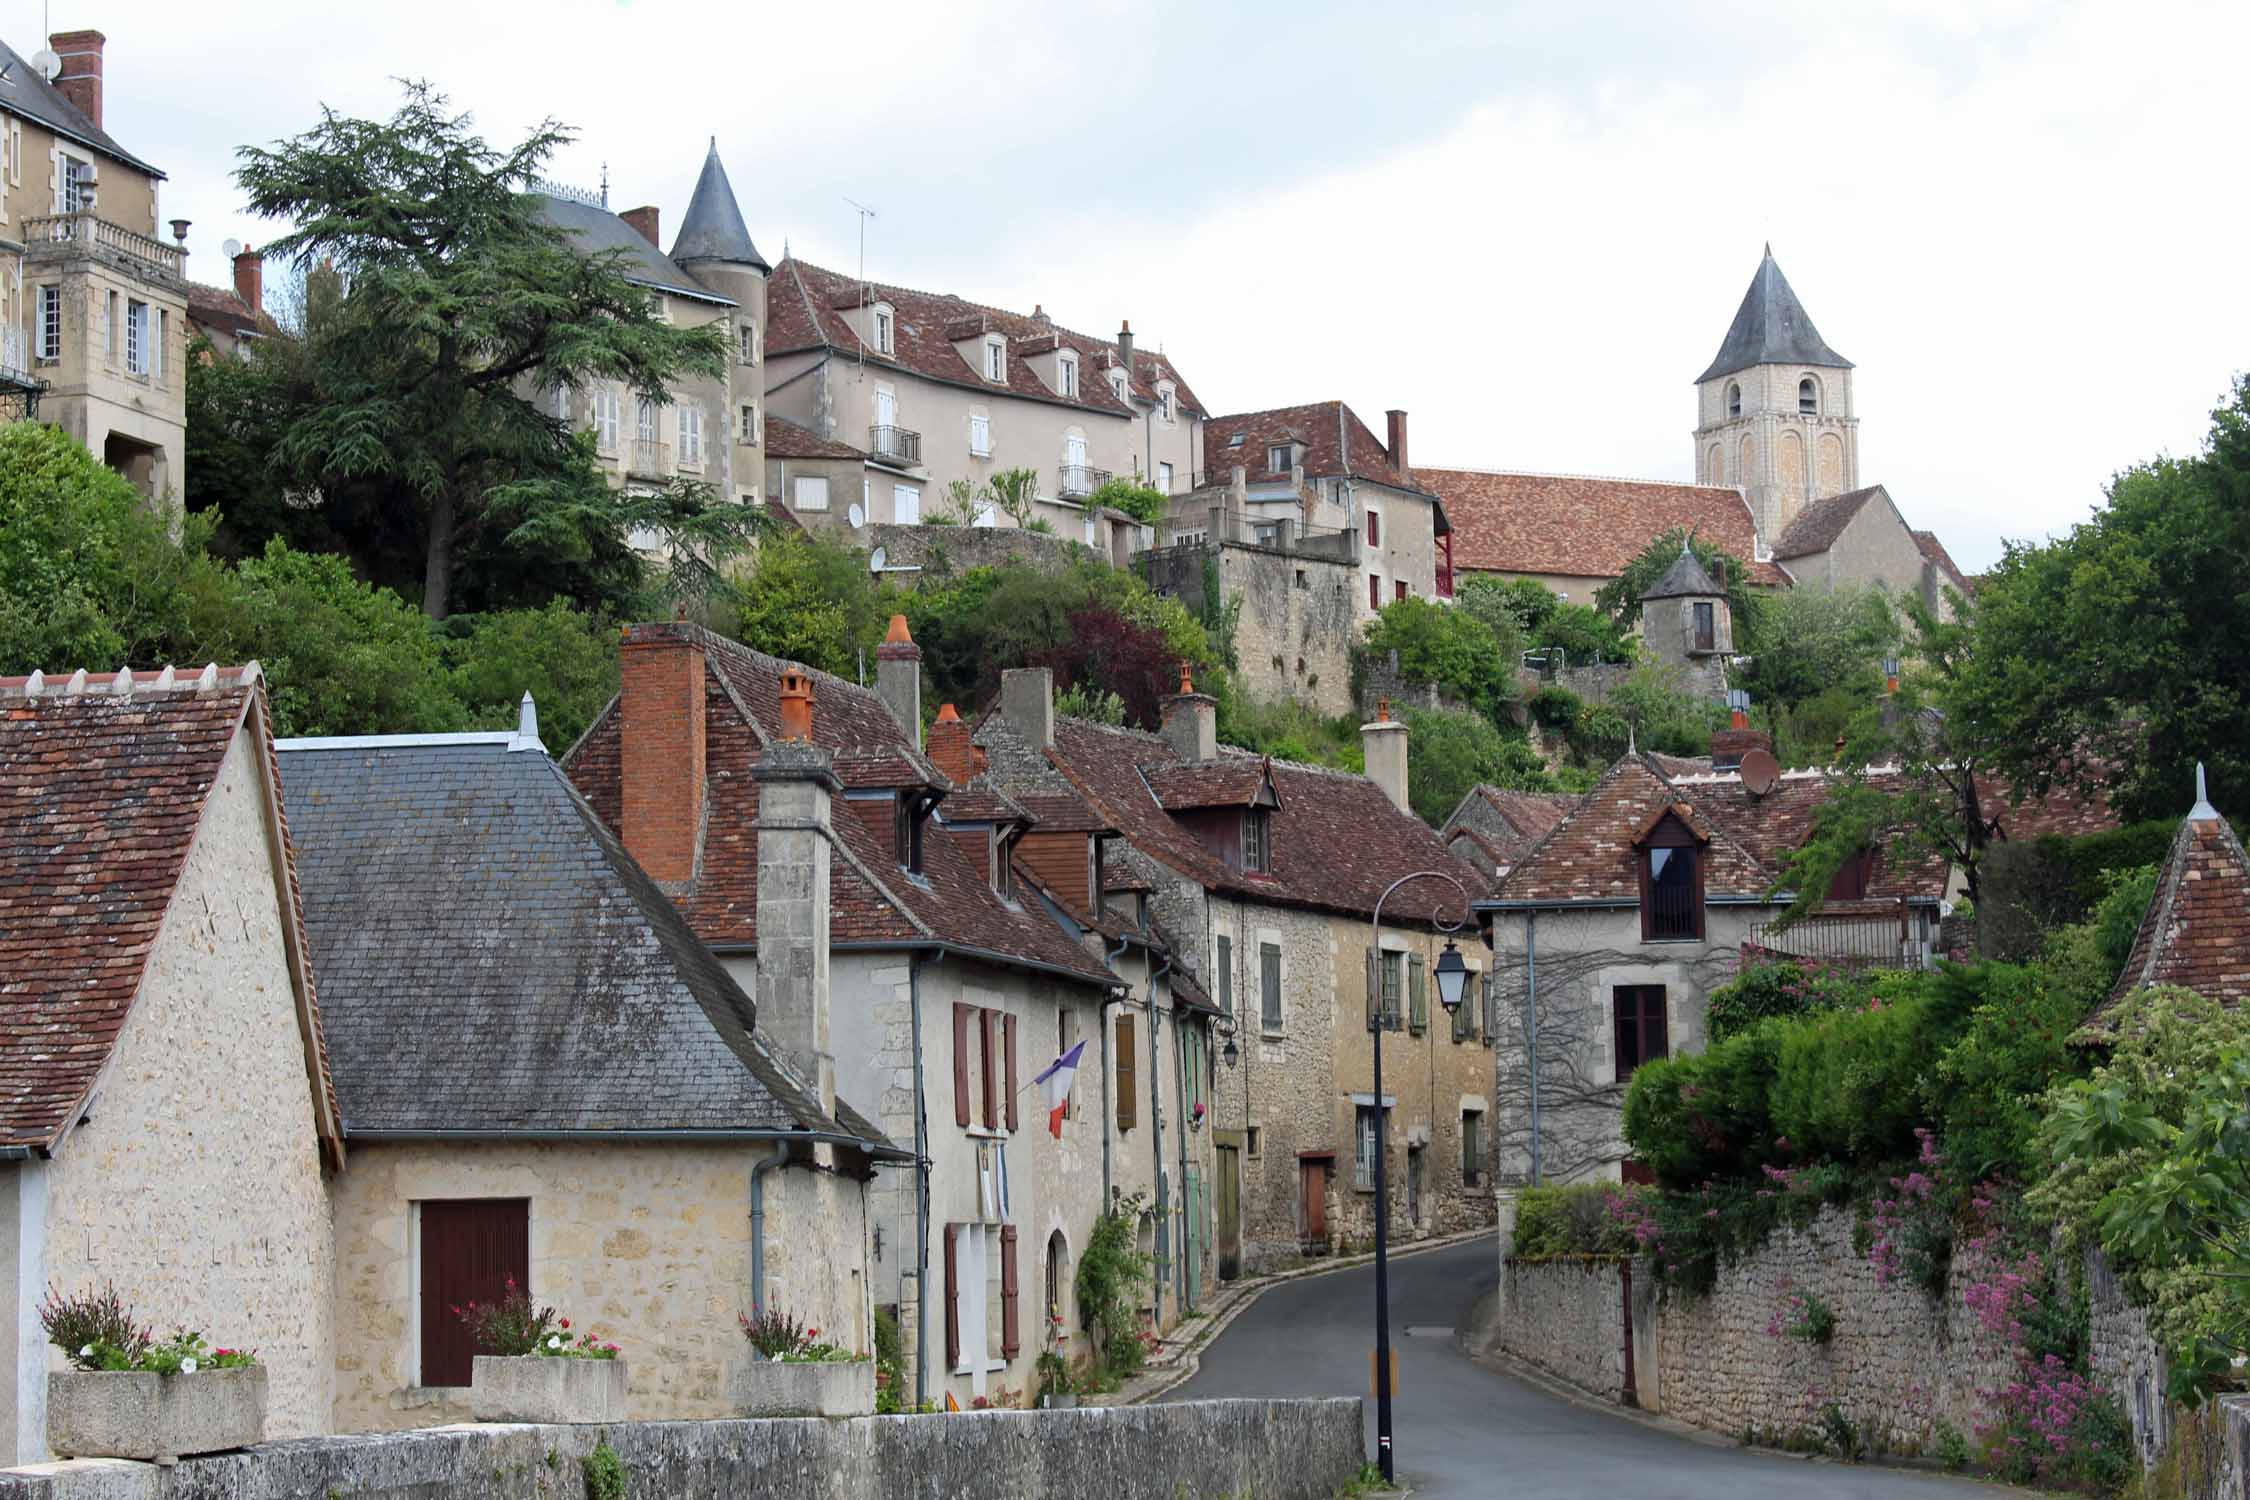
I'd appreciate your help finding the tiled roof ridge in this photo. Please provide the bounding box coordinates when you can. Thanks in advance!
[1775,485,1887,559]
[1416,464,1743,493]
[0,663,261,698]
[778,255,1155,366]
[689,624,950,787]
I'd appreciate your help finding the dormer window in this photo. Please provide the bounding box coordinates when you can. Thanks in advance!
[896,793,925,875]
[1726,382,1742,420]
[1108,368,1127,400]
[1157,383,1175,422]
[1799,376,1818,415]
[874,303,895,356]
[1266,443,1290,472]
[985,337,1007,382]
[1059,352,1079,399]
[1243,809,1271,874]
[1637,812,1702,941]
[993,831,1017,902]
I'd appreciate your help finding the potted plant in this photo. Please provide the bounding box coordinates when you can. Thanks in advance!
[41,1285,266,1466]
[1035,1349,1078,1409]
[729,1307,875,1417]
[458,1279,627,1423]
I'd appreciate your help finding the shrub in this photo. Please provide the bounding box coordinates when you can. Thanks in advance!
[1620,1020,1787,1188]
[1361,595,1518,717]
[1075,1195,1151,1383]
[457,1278,617,1359]
[582,1440,626,1500]
[1396,705,1554,827]
[1509,1182,1646,1258]
[1705,962,1869,1043]
[2092,863,2158,983]
[1927,956,2095,1181]
[1768,991,1944,1163]
[1527,685,1582,732]
[38,1284,148,1371]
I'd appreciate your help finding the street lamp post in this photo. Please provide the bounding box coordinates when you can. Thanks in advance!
[1368,870,1472,1484]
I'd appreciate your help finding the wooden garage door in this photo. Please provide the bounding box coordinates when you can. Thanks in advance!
[419,1198,530,1388]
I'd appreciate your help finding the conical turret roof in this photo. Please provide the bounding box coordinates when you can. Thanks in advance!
[1643,542,1726,601]
[1696,246,1851,385]
[671,139,768,271]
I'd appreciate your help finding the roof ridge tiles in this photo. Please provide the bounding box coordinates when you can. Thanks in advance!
[1405,465,1742,492]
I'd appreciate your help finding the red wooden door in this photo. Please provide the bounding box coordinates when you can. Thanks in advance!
[420,1198,529,1387]
[1300,1158,1328,1244]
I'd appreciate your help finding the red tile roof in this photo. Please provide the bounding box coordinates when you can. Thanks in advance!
[1204,402,1433,499]
[1912,530,1974,596]
[185,281,259,341]
[566,627,1115,987]
[0,667,340,1159]
[765,414,866,462]
[2102,813,2250,1016]
[765,257,1204,419]
[1145,759,1274,812]
[1417,468,1786,585]
[1496,756,1774,903]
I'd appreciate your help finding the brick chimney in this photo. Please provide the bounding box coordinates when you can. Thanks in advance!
[49,30,103,130]
[1361,698,1409,814]
[233,247,264,318]
[928,704,975,784]
[874,614,922,747]
[620,205,661,247]
[755,676,839,1118]
[618,624,707,884]
[1385,409,1410,482]
[1160,662,1217,764]
[1001,667,1054,751]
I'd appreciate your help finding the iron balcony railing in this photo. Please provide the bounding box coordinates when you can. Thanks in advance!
[869,424,921,465]
[23,212,186,282]
[1058,463,1112,499]
[627,438,672,479]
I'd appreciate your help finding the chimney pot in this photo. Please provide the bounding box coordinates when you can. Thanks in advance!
[874,614,922,745]
[1361,706,1410,815]
[1385,409,1410,482]
[779,666,816,743]
[620,205,661,247]
[48,30,104,130]
[927,703,975,784]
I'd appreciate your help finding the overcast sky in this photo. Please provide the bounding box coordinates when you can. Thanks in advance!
[80,0,2250,571]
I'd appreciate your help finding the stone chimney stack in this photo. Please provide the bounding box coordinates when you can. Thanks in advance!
[875,614,922,747]
[49,31,103,130]
[927,704,975,784]
[621,205,661,247]
[618,623,706,884]
[1001,667,1054,750]
[233,247,264,319]
[1361,698,1409,815]
[1117,320,1134,371]
[1160,663,1217,764]
[755,666,839,1119]
[1385,409,1410,483]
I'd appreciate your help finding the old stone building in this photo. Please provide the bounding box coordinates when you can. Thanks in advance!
[976,671,1496,1277]
[281,710,899,1432]
[0,664,342,1464]
[1774,482,1974,619]
[0,27,189,499]
[1440,784,1580,884]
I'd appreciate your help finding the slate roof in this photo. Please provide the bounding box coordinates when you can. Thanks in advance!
[532,194,733,307]
[766,256,1202,419]
[1775,485,1887,559]
[1644,546,1728,600]
[670,141,767,270]
[765,414,866,461]
[1696,247,1852,385]
[1451,785,1579,859]
[565,626,1116,988]
[2100,803,2250,1018]
[1417,468,1787,585]
[0,38,161,177]
[979,711,1482,927]
[280,734,894,1150]
[0,667,339,1158]
[1204,402,1439,504]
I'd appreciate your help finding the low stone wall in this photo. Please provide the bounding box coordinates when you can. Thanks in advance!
[1495,1258,1628,1402]
[0,1399,1365,1500]
[866,522,1093,580]
[2089,1249,2171,1470]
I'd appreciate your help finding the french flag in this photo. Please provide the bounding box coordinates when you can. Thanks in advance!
[1034,1041,1086,1139]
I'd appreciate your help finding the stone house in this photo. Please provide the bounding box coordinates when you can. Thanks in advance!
[763,254,1204,538]
[534,141,768,510]
[280,705,901,1432]
[975,670,1497,1278]
[1773,483,1971,620]
[1196,403,1450,620]
[564,622,1188,1410]
[1440,784,1581,884]
[183,245,266,360]
[0,664,342,1464]
[0,27,189,499]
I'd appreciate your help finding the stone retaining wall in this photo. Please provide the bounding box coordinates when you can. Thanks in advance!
[0,1399,1365,1500]
[1496,1259,1629,1402]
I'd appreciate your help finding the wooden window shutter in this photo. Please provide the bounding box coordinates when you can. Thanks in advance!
[944,1224,961,1370]
[1000,1224,1021,1358]
[1116,1012,1137,1131]
[981,1009,999,1129]
[953,1003,972,1127]
[1003,1012,1019,1134]
[1409,953,1427,1034]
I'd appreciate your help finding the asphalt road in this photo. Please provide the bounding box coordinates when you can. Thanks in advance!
[1168,1238,2005,1500]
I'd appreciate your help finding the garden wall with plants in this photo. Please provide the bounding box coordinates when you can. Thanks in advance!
[1493,1256,1634,1403]
[0,1398,1368,1500]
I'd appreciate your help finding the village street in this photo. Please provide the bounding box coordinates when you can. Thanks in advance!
[1168,1239,2007,1500]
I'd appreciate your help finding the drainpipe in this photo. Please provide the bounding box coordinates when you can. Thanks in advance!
[750,1149,786,1313]
[1525,912,1541,1187]
[909,951,931,1406]
[1147,950,1173,1317]
[1175,1006,1195,1313]
[1104,931,1132,1207]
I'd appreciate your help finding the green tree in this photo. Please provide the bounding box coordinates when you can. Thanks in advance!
[1086,476,1168,526]
[1532,602,1635,666]
[1466,575,1564,636]
[1361,595,1517,718]
[1397,706,1554,826]
[1595,527,1764,641]
[443,600,621,754]
[1950,377,2250,821]
[234,82,742,619]
[1734,584,1900,713]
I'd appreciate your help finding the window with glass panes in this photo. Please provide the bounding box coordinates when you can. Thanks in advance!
[1613,985,1668,1079]
[1215,935,1232,1018]
[1259,942,1282,1032]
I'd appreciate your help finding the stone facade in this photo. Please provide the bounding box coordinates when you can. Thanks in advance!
[1493,1258,1630,1403]
[1140,518,1360,717]
[0,1398,1368,1500]
[2089,1249,2170,1471]
[1694,360,1859,545]
[40,733,335,1454]
[327,1138,868,1433]
[1780,485,1962,623]
[860,521,1097,581]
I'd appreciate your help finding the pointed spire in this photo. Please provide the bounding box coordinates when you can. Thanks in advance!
[1697,247,1852,385]
[2191,762,2220,822]
[513,691,542,752]
[670,140,769,271]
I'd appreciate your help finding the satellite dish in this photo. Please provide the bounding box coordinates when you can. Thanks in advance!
[221,238,243,260]
[847,503,865,530]
[30,49,60,82]
[868,546,887,575]
[1739,748,1781,797]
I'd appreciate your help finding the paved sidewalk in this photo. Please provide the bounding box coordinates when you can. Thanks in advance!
[1092,1226,1495,1406]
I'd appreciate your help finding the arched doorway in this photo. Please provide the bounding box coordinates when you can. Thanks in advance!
[1044,1229,1071,1350]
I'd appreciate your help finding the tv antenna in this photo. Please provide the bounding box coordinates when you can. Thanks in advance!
[844,195,876,367]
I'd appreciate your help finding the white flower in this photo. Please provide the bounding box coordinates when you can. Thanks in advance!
[546,1334,562,1350]
[77,1345,91,1359]
[180,1357,198,1374]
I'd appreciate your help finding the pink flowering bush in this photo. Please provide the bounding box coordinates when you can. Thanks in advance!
[1979,1355,2130,1491]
